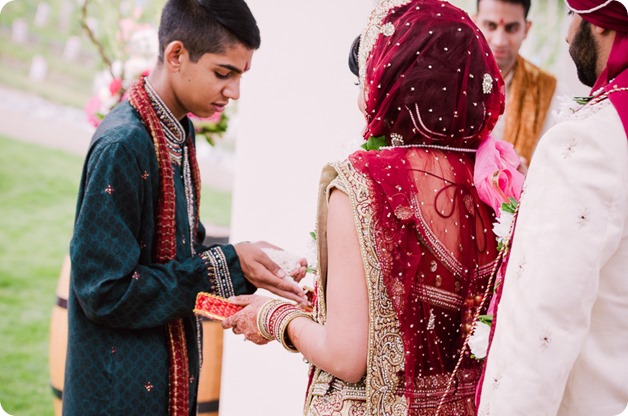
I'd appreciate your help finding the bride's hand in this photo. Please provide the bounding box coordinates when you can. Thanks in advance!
[222,294,274,345]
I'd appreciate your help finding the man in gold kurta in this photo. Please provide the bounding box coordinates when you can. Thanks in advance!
[474,0,557,165]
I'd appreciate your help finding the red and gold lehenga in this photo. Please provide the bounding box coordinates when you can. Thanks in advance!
[304,1,505,414]
[305,149,498,415]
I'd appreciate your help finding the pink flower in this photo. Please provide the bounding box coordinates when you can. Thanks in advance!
[84,95,103,128]
[474,135,524,215]
[109,78,123,96]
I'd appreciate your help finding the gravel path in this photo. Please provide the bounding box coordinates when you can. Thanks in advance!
[0,85,231,237]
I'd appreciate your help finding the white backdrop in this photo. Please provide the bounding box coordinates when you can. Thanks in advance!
[220,1,372,415]
[220,1,586,414]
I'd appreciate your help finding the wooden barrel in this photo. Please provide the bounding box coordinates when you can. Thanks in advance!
[197,318,224,416]
[48,255,225,416]
[48,255,71,416]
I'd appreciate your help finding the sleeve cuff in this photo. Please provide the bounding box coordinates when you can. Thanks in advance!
[199,244,256,297]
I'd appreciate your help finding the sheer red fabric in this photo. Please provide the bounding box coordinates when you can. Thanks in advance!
[360,1,504,148]
[350,1,504,413]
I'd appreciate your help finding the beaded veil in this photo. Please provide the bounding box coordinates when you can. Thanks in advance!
[358,0,504,148]
[349,0,505,412]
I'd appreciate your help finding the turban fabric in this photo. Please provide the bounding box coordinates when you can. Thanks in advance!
[566,0,628,133]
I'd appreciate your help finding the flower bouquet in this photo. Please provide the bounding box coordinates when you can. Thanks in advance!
[469,135,525,359]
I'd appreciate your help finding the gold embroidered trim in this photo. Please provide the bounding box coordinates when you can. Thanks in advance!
[199,247,234,298]
[359,0,412,86]
[417,284,464,311]
[327,160,407,414]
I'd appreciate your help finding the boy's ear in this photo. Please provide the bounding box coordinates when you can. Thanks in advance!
[163,40,186,73]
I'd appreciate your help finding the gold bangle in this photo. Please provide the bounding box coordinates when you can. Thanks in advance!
[256,299,282,341]
[278,310,313,353]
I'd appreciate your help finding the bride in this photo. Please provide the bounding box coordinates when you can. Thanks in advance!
[222,0,521,414]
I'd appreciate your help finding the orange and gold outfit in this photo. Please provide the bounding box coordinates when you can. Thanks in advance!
[500,55,557,163]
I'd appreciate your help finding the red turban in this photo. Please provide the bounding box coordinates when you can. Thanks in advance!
[565,0,628,32]
[566,0,628,134]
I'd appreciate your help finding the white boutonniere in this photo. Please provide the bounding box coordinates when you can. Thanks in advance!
[553,90,606,122]
[494,198,518,251]
[469,315,493,359]
[553,95,586,121]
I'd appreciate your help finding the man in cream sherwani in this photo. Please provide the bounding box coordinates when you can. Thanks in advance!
[478,1,628,415]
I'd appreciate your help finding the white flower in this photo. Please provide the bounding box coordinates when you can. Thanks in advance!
[493,209,514,242]
[261,248,304,286]
[305,234,318,273]
[468,321,491,359]
[553,94,583,122]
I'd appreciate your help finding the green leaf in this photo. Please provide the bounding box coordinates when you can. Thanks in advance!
[309,230,317,241]
[478,314,493,326]
[573,96,593,105]
[361,135,387,151]
[500,197,519,214]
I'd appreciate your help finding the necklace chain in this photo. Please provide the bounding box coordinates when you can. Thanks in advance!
[381,143,477,153]
[144,78,186,146]
[583,86,628,109]
[142,77,197,259]
[434,203,519,416]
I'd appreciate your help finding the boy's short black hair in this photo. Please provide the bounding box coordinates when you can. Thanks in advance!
[158,0,261,62]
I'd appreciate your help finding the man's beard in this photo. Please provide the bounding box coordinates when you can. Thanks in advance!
[569,20,599,88]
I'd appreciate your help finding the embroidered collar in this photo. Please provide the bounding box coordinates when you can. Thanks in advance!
[144,78,187,147]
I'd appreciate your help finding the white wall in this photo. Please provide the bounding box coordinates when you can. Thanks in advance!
[220,1,372,415]
[221,1,588,414]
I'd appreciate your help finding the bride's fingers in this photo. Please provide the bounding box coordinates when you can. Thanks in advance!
[227,295,254,306]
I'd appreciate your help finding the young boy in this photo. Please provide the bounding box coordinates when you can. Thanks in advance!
[64,0,306,414]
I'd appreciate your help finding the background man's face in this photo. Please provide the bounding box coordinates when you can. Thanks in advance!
[475,0,531,75]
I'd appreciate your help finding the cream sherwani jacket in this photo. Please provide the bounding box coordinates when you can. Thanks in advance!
[478,99,628,416]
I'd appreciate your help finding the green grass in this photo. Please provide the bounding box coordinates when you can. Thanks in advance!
[0,136,82,416]
[200,186,232,227]
[0,135,231,415]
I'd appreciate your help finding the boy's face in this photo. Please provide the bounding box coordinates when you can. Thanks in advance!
[474,0,531,75]
[172,42,253,118]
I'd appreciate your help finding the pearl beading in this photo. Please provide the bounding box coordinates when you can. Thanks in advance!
[381,143,477,153]
[583,86,628,109]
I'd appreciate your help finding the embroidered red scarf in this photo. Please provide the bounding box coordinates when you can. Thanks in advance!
[128,75,202,416]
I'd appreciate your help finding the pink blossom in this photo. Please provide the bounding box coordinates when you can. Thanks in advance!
[84,95,103,128]
[474,135,524,215]
[109,78,123,96]
[117,18,134,42]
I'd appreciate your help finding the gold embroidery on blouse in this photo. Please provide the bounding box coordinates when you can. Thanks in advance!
[305,161,485,415]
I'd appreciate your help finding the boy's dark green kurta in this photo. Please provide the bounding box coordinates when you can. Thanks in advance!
[64,102,254,415]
